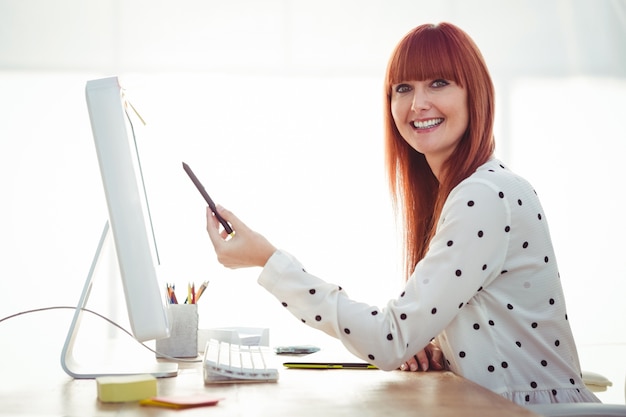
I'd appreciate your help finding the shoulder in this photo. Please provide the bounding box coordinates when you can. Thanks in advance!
[441,159,532,222]
[452,159,535,199]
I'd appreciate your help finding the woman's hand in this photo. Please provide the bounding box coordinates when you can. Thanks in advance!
[400,341,445,372]
[205,206,277,269]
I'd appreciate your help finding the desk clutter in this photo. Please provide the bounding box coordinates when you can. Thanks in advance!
[96,327,276,408]
[165,281,209,305]
[201,327,278,383]
[155,282,207,359]
[139,394,224,409]
[96,374,223,409]
[203,338,278,384]
[96,374,157,403]
[155,304,199,358]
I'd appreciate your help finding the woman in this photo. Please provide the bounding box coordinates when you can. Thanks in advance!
[205,22,600,405]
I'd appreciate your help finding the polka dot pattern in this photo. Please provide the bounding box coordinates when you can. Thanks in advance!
[257,159,596,405]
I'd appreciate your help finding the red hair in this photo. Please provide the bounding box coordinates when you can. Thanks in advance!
[384,23,496,279]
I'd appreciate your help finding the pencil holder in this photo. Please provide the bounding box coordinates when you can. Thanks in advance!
[155,304,199,358]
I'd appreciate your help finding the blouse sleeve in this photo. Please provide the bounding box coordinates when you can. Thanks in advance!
[258,178,511,371]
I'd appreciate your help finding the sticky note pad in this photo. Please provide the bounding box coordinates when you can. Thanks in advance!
[96,374,157,403]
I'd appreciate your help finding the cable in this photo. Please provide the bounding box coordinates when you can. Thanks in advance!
[0,306,201,363]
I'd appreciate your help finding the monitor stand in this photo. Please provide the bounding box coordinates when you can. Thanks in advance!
[60,222,178,379]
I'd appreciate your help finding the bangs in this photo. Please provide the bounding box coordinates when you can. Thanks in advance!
[386,24,467,91]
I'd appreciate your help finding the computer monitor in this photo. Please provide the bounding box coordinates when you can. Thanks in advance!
[61,76,178,378]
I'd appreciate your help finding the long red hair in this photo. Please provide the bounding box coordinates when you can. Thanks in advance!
[384,23,496,280]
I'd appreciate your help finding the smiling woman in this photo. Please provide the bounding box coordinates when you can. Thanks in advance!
[0,0,625,407]
[202,22,602,406]
[384,22,494,273]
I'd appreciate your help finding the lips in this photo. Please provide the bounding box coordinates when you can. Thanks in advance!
[412,118,444,129]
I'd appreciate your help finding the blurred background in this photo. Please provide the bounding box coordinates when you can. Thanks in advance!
[0,0,624,403]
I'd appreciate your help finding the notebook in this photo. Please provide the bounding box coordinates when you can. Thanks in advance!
[282,348,378,369]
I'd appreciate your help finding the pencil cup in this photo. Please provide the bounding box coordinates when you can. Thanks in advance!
[155,304,199,358]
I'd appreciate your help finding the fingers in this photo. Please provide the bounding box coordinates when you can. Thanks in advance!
[400,356,418,372]
[204,205,277,269]
[415,349,430,371]
[214,205,238,230]
[428,343,445,370]
[206,206,239,242]
[399,343,445,372]
[205,206,224,246]
[400,350,428,372]
[205,206,239,268]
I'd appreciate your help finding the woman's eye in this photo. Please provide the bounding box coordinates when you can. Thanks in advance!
[431,79,450,88]
[394,84,412,93]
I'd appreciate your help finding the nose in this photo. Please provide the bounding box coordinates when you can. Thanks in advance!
[411,89,430,112]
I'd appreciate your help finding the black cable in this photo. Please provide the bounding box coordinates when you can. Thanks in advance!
[0,306,201,363]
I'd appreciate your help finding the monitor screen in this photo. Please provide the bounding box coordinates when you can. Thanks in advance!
[61,76,178,378]
[87,76,170,342]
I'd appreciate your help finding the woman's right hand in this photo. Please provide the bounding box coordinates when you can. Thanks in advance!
[205,206,277,269]
[400,341,445,372]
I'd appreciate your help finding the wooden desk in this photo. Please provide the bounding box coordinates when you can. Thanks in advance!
[2,358,539,416]
[0,310,539,416]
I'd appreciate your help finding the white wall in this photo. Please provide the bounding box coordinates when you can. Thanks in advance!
[1,0,625,381]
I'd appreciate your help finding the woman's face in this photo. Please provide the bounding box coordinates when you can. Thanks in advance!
[390,78,469,176]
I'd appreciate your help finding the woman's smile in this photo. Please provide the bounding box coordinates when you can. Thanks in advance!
[411,117,444,130]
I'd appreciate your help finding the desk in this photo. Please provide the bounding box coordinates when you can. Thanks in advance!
[0,310,539,416]
[2,357,539,416]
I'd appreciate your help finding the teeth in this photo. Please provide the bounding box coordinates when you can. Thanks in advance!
[413,118,443,129]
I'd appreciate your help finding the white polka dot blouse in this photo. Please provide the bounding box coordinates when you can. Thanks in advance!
[258,159,600,405]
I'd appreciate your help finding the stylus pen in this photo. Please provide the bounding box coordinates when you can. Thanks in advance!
[182,162,234,235]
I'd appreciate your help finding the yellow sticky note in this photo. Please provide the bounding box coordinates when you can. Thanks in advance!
[96,374,157,403]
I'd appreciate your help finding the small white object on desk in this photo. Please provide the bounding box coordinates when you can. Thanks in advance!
[200,327,277,384]
[155,304,199,358]
[197,327,270,353]
[203,339,278,383]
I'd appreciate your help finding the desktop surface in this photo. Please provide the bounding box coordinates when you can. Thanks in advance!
[2,352,539,417]
[0,310,541,416]
[4,309,625,416]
